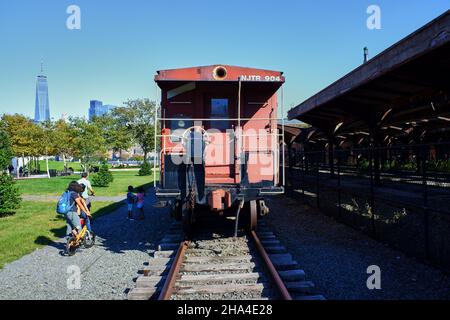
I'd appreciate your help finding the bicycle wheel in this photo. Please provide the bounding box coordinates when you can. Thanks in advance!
[66,237,77,256]
[83,230,95,248]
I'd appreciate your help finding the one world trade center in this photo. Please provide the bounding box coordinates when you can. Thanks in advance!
[34,63,50,122]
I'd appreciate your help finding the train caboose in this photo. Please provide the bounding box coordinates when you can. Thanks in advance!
[153,65,286,235]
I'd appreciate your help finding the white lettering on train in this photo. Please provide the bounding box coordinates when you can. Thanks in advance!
[240,75,281,82]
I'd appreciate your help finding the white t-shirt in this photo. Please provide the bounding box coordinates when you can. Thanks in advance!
[77,178,92,199]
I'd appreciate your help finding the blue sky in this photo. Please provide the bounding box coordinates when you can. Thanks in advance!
[0,0,448,119]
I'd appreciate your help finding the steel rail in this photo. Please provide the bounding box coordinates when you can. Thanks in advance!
[158,240,190,300]
[250,231,292,300]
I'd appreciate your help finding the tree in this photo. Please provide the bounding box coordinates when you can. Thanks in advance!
[37,121,58,178]
[0,127,21,215]
[71,117,107,172]
[93,114,134,160]
[121,99,159,161]
[53,119,76,171]
[2,115,63,177]
[1,114,36,177]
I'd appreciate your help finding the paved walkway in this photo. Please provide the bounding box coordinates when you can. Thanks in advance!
[14,174,49,180]
[0,189,172,300]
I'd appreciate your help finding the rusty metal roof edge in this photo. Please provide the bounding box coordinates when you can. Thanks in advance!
[154,79,286,83]
[155,64,284,76]
[288,9,450,121]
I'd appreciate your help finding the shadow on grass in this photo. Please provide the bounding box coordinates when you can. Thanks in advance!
[92,180,154,194]
[0,211,17,218]
[133,182,154,193]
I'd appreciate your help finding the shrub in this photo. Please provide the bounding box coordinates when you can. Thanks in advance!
[0,129,21,216]
[0,174,21,216]
[357,159,370,174]
[0,131,13,170]
[91,162,114,187]
[428,159,450,173]
[139,161,152,176]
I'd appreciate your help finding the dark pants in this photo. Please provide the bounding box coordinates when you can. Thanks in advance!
[80,211,93,233]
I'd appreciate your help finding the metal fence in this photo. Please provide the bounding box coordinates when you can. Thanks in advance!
[285,142,450,271]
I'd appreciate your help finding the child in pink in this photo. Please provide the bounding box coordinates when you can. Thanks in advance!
[136,187,145,220]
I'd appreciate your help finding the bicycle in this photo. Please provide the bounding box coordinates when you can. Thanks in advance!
[66,216,95,256]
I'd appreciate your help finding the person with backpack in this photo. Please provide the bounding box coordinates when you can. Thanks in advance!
[57,181,90,238]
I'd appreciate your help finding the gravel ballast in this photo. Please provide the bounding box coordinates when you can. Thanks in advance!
[264,196,450,300]
[3,189,450,300]
[0,190,171,300]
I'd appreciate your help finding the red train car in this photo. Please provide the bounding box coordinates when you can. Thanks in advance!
[154,65,285,235]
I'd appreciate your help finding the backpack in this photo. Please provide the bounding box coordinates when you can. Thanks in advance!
[56,191,75,215]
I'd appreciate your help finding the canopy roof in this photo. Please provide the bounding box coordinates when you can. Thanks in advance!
[288,11,450,144]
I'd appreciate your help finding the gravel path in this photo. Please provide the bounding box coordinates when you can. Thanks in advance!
[0,189,172,300]
[264,196,450,300]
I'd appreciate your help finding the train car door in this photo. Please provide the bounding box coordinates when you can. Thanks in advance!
[204,95,235,184]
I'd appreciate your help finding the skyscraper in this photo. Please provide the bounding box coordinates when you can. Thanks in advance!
[89,100,115,121]
[34,63,50,122]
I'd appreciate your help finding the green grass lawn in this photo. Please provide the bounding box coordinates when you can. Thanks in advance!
[17,171,157,196]
[37,160,116,173]
[0,201,121,269]
[37,160,84,172]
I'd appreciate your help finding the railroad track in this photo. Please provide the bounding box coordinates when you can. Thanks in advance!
[128,219,324,300]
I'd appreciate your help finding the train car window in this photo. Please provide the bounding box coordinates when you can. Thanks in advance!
[211,99,229,130]
[170,117,193,143]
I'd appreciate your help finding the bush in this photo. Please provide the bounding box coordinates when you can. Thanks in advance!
[90,166,100,173]
[0,129,21,216]
[0,174,21,216]
[0,132,13,170]
[91,162,114,187]
[428,159,450,173]
[139,161,152,176]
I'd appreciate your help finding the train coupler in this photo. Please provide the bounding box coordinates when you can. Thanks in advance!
[258,200,270,216]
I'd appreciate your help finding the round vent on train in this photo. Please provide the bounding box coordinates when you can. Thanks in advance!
[213,66,228,80]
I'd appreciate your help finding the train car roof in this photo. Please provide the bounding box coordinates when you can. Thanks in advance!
[155,65,285,84]
[287,10,450,137]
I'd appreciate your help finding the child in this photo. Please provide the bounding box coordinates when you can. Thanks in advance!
[136,187,145,220]
[77,191,93,233]
[126,185,136,220]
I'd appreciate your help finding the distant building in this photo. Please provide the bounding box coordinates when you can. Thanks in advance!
[106,142,157,161]
[34,64,51,122]
[103,104,116,110]
[88,100,116,121]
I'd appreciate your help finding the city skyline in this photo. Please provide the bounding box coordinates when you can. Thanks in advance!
[0,1,449,119]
